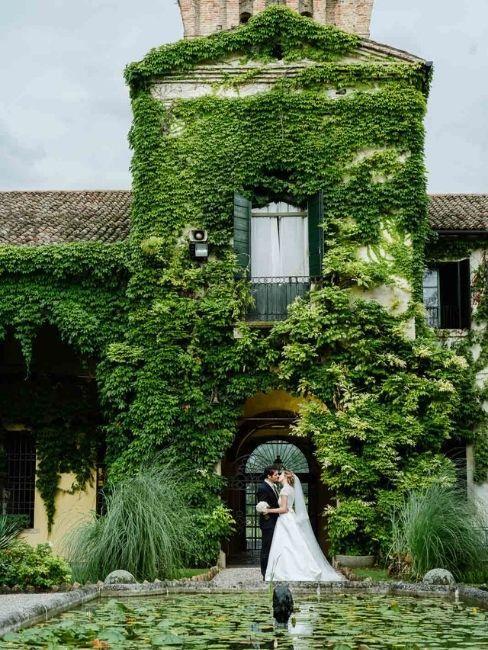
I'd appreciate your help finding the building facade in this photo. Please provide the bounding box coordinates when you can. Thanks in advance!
[0,4,487,563]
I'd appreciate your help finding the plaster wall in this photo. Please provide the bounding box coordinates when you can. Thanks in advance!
[351,238,415,338]
[20,470,96,558]
[435,249,488,515]
[149,59,369,106]
[462,249,488,515]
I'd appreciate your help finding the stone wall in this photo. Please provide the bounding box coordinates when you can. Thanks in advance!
[178,0,374,38]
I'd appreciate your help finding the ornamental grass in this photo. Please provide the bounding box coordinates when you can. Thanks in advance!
[389,483,488,582]
[66,464,197,583]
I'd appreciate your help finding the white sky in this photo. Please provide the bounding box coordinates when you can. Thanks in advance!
[0,0,487,193]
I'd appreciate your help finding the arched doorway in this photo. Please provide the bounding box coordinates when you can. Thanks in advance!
[222,409,329,565]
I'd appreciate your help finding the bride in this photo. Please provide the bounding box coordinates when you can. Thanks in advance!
[263,470,345,582]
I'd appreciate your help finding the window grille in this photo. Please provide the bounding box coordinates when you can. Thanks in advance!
[3,432,36,527]
[423,260,471,329]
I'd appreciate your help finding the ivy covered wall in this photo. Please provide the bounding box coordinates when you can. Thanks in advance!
[0,8,486,560]
[0,243,128,529]
[110,7,485,557]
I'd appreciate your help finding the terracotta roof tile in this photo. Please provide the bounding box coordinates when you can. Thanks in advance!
[0,190,486,245]
[0,190,131,245]
[428,194,488,232]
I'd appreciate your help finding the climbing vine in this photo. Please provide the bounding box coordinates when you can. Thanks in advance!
[0,8,485,560]
[109,5,484,558]
[0,243,128,529]
[425,234,488,483]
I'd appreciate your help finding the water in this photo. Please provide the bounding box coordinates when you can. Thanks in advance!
[2,592,488,648]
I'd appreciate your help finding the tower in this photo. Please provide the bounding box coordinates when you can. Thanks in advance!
[177,0,374,39]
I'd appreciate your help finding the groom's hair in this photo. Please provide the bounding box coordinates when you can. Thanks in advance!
[263,465,280,478]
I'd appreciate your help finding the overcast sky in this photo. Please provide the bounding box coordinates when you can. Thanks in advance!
[1,0,487,193]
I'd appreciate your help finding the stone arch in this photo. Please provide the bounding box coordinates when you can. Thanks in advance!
[239,0,253,23]
[298,0,313,17]
[222,391,332,565]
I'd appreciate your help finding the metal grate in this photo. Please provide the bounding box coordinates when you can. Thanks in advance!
[4,432,36,527]
[228,441,312,560]
[247,276,311,322]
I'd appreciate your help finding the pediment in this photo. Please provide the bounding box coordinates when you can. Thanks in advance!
[126,7,428,93]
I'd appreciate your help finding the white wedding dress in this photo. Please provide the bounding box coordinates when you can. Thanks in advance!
[264,478,345,582]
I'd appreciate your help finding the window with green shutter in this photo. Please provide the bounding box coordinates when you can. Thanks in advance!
[233,192,252,273]
[307,191,324,278]
[234,190,324,320]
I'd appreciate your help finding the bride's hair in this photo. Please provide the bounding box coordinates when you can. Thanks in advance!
[283,470,295,487]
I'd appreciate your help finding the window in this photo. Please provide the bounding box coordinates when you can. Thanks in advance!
[1,431,36,527]
[234,192,324,321]
[250,202,309,279]
[299,0,313,17]
[423,259,471,329]
[239,0,253,23]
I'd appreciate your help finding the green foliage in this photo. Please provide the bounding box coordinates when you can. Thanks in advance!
[108,6,479,556]
[0,243,128,527]
[389,484,488,582]
[189,504,235,567]
[0,515,28,550]
[66,464,201,583]
[426,237,488,483]
[125,7,359,90]
[0,7,485,561]
[0,541,72,589]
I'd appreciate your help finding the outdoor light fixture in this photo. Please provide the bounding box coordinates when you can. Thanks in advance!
[189,229,209,261]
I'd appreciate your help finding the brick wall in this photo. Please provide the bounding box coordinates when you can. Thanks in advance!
[178,0,374,38]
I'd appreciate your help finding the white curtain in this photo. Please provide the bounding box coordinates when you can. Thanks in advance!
[251,213,309,279]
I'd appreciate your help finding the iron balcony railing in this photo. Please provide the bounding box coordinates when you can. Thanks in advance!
[247,276,313,322]
[425,305,470,330]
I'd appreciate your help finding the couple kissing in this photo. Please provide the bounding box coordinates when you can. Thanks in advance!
[257,465,344,583]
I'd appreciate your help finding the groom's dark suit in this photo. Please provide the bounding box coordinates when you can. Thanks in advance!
[257,480,280,578]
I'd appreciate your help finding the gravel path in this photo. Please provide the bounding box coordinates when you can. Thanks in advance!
[211,567,266,589]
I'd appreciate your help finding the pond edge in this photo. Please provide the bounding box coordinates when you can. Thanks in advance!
[2,580,488,638]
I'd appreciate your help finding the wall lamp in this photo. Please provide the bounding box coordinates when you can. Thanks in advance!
[189,229,209,261]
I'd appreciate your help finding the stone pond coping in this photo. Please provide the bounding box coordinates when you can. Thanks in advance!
[2,579,488,638]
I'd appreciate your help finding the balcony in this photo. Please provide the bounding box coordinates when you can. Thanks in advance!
[425,305,471,330]
[247,276,312,322]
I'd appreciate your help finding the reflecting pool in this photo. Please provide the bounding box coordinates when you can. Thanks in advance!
[3,592,488,648]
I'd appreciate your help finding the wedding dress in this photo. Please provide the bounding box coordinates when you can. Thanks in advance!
[264,477,345,582]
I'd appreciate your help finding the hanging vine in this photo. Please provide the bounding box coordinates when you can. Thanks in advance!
[0,8,485,558]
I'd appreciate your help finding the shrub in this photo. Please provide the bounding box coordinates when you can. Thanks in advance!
[66,464,199,583]
[0,542,72,589]
[389,484,488,582]
[0,514,29,550]
[188,504,235,567]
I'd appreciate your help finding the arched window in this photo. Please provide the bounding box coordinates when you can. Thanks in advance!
[239,0,253,23]
[299,0,313,17]
[246,441,309,474]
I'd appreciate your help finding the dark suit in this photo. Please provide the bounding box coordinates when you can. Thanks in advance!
[257,481,280,578]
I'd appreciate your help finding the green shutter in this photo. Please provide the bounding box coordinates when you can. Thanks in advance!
[308,191,324,277]
[234,192,252,272]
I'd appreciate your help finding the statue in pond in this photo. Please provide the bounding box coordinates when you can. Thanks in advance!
[273,584,294,623]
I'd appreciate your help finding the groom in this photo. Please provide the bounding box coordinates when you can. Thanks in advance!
[257,465,281,579]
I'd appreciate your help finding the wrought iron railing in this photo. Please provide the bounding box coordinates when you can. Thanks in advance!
[425,305,470,330]
[247,276,312,322]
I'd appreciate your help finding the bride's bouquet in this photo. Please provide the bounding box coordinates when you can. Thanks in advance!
[256,501,270,519]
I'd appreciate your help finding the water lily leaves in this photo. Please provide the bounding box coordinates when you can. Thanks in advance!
[3,593,488,648]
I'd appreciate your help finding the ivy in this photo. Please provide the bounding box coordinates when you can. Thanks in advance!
[0,8,485,558]
[426,235,488,483]
[112,6,484,558]
[0,243,128,528]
